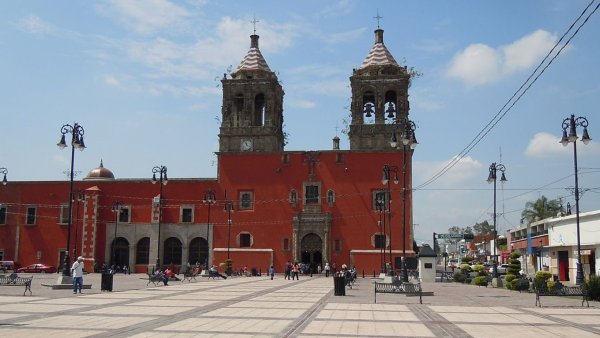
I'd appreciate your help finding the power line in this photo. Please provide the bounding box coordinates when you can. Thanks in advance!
[414,0,599,190]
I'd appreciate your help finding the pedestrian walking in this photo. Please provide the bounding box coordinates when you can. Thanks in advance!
[285,260,292,280]
[269,265,275,280]
[71,256,85,294]
[292,262,300,280]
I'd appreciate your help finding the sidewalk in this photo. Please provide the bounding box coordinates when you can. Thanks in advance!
[0,273,598,337]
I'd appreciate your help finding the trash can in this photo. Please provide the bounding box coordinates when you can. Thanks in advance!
[101,272,114,292]
[333,275,345,296]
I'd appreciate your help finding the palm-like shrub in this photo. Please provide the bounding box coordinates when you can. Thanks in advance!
[584,275,600,301]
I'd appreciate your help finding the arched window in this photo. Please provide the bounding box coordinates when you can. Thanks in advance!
[327,189,335,205]
[289,190,298,204]
[362,91,376,124]
[135,237,150,265]
[188,237,208,266]
[254,93,266,126]
[163,237,182,265]
[111,237,130,267]
[384,90,397,123]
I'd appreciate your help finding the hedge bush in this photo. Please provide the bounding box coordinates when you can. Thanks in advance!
[472,276,488,286]
[584,275,600,301]
[505,274,517,283]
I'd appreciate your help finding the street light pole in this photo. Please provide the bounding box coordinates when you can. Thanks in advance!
[389,117,417,283]
[487,162,507,279]
[560,114,592,285]
[381,164,398,276]
[152,165,168,271]
[376,195,385,274]
[74,190,85,258]
[57,123,86,277]
[202,189,217,269]
[0,167,7,185]
[112,200,122,267]
[223,192,234,275]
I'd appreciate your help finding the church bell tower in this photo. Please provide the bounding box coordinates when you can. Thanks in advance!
[219,34,285,153]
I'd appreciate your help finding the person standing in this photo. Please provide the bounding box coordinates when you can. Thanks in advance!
[324,262,330,277]
[71,256,84,294]
[292,262,300,280]
[268,265,275,280]
[285,261,291,280]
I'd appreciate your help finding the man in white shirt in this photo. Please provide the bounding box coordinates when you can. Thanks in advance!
[71,256,84,294]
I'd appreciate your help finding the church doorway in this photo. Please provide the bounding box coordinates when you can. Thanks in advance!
[300,233,323,273]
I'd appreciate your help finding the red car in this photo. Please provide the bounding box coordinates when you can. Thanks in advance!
[17,263,56,273]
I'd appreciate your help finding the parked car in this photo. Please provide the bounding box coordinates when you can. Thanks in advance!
[0,260,20,273]
[17,263,56,273]
[447,259,459,268]
[488,264,509,275]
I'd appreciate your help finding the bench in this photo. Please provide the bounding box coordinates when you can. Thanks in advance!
[535,284,589,307]
[0,273,33,296]
[374,280,422,304]
[147,273,167,286]
[181,268,201,283]
[438,271,453,282]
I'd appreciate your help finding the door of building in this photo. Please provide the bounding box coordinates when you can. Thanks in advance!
[300,233,323,273]
[558,250,569,281]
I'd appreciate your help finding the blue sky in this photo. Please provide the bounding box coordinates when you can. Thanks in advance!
[1,0,599,245]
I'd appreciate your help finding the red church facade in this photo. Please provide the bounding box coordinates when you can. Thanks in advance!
[0,27,416,275]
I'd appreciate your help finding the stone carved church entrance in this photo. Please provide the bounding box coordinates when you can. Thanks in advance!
[300,233,323,274]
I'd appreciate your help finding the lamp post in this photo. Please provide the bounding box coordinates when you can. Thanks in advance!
[152,165,168,270]
[487,162,507,279]
[560,114,592,285]
[0,167,7,185]
[223,193,234,275]
[389,117,417,283]
[112,200,122,267]
[57,123,86,276]
[202,189,217,269]
[375,194,386,274]
[73,190,85,258]
[381,164,398,276]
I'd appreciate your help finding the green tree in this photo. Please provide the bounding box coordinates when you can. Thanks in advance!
[521,196,564,224]
[473,221,493,235]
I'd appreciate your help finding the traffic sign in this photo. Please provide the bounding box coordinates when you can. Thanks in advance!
[436,233,473,240]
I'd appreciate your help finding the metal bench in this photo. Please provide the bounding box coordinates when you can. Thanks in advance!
[374,280,422,304]
[182,268,200,283]
[0,273,33,296]
[535,284,588,307]
[147,273,167,286]
[438,271,453,282]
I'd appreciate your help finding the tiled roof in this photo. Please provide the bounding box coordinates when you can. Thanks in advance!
[235,35,271,73]
[359,29,399,69]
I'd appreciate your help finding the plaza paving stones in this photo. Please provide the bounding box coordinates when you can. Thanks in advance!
[1,273,600,337]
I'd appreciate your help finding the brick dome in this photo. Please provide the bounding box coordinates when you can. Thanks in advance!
[84,160,115,180]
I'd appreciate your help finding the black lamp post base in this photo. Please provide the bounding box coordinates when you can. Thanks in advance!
[576,262,585,285]
[62,255,71,276]
[400,262,409,283]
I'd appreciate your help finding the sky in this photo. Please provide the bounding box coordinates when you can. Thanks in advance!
[1,0,599,245]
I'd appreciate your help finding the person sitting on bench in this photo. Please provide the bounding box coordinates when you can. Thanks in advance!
[209,265,227,279]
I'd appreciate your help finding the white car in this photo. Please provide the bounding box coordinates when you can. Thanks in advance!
[488,264,509,274]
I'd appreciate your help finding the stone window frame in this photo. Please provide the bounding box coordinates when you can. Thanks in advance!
[303,182,321,205]
[180,205,194,223]
[239,191,254,210]
[282,237,290,251]
[372,233,388,249]
[289,190,298,205]
[372,190,389,211]
[59,204,69,224]
[25,206,36,225]
[238,232,253,248]
[118,206,131,223]
[327,189,335,206]
[0,205,7,224]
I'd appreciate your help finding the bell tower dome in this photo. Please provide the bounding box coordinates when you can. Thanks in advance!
[218,33,285,153]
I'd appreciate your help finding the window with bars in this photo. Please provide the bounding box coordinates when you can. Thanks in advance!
[26,207,36,225]
[239,191,253,210]
[373,190,389,211]
[240,233,252,247]
[181,206,193,223]
[305,185,319,204]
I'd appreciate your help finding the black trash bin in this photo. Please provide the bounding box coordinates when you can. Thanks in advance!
[333,275,345,296]
[101,272,114,292]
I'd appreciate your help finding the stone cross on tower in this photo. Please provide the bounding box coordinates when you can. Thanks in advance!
[251,14,260,34]
[373,10,383,29]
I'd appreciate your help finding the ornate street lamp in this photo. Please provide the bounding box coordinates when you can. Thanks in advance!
[151,165,168,270]
[202,189,217,268]
[112,200,122,267]
[487,162,507,279]
[381,164,398,276]
[389,117,417,283]
[0,167,7,185]
[560,114,592,285]
[57,123,86,277]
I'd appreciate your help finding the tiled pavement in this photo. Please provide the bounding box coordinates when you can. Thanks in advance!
[0,273,599,337]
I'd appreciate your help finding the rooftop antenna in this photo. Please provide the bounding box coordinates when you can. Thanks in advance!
[251,14,260,34]
[373,9,382,29]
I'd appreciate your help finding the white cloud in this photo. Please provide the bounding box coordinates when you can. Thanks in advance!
[525,132,600,158]
[314,0,354,18]
[414,156,484,188]
[446,30,558,86]
[327,28,366,44]
[288,100,317,109]
[17,15,56,35]
[100,0,190,34]
[104,75,121,87]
